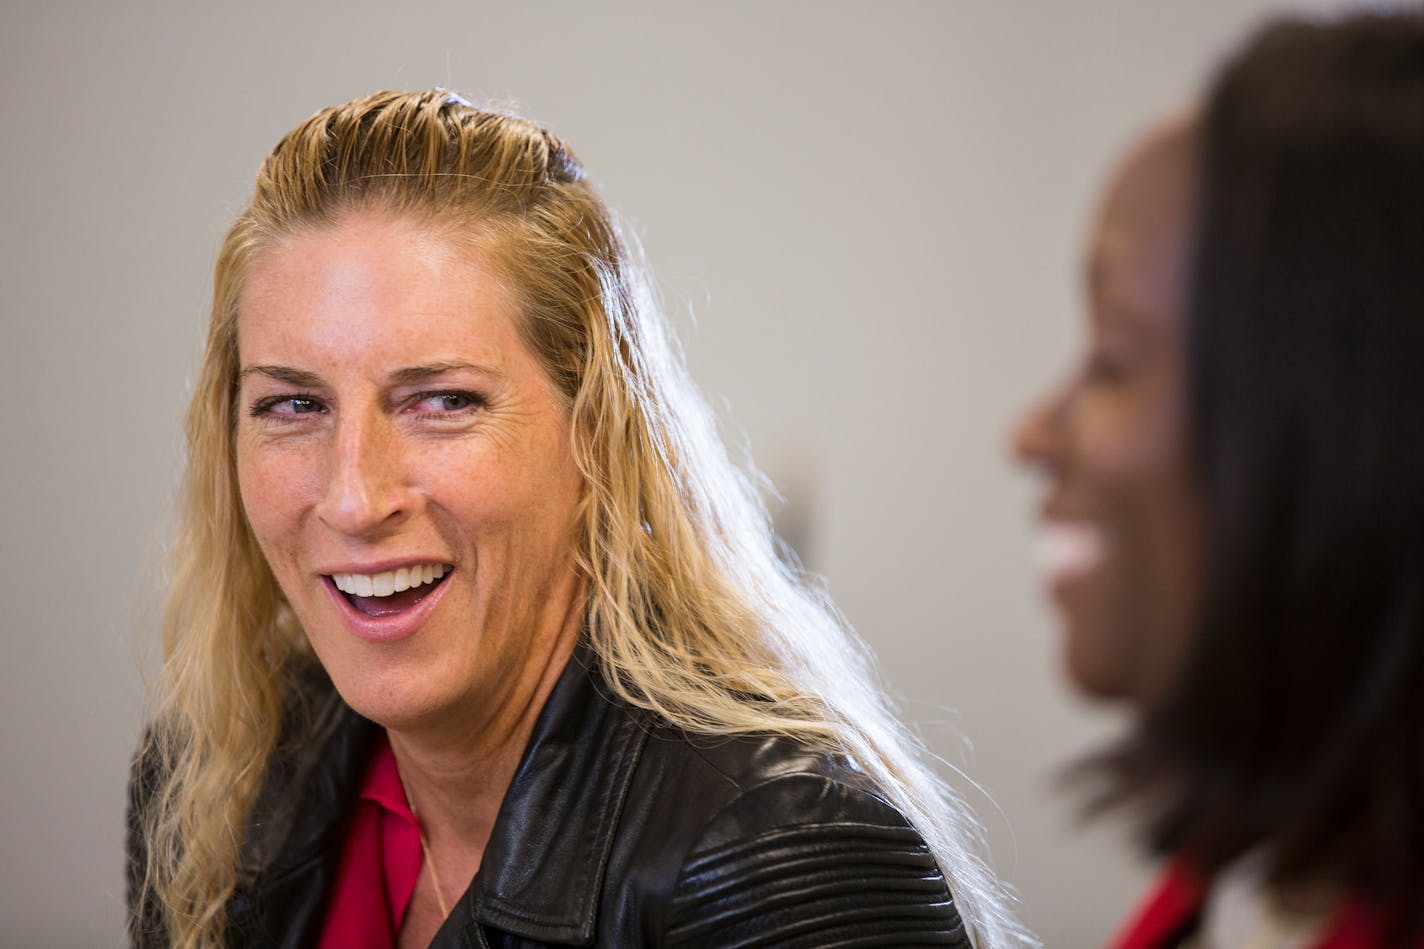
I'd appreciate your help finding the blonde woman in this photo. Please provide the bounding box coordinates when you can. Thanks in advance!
[127,90,1023,949]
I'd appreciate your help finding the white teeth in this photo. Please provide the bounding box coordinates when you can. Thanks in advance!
[1036,522,1105,582]
[331,564,451,598]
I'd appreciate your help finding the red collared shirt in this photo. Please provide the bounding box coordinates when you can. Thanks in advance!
[1108,858,1423,949]
[318,732,425,949]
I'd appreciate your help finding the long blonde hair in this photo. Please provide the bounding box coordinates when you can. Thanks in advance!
[137,89,1027,947]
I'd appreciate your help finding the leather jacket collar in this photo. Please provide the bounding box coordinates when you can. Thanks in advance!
[239,644,652,946]
[458,646,651,943]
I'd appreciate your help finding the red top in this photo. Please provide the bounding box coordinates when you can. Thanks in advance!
[318,733,425,949]
[1108,858,1424,949]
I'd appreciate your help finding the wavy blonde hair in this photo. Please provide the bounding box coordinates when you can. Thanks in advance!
[136,89,1026,947]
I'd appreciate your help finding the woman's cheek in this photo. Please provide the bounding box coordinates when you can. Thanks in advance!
[238,446,311,552]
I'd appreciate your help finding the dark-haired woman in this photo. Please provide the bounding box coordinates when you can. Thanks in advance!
[1015,10,1424,949]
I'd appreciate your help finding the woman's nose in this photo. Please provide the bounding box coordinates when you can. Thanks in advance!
[1012,382,1068,476]
[314,412,414,538]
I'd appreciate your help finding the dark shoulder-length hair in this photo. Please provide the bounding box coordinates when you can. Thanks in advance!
[1117,8,1424,936]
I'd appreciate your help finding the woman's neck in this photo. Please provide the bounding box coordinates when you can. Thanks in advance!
[385,577,586,873]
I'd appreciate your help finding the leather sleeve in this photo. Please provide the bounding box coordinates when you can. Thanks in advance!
[662,773,970,948]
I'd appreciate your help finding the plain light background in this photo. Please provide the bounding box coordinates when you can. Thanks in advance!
[0,1,1350,945]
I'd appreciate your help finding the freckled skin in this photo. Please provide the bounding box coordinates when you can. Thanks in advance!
[1014,125,1205,710]
[234,211,586,747]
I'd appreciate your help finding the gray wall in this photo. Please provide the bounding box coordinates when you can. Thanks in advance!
[0,2,1343,945]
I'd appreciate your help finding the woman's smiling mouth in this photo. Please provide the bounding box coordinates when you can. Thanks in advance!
[323,563,454,624]
[1035,520,1106,591]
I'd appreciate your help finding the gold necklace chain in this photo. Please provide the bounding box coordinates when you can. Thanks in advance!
[414,818,452,920]
[410,797,452,917]
[395,755,453,921]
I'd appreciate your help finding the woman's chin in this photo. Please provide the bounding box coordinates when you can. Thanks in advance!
[1061,617,1135,703]
[326,670,454,733]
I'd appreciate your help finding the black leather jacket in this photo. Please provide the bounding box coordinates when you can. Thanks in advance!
[128,648,968,947]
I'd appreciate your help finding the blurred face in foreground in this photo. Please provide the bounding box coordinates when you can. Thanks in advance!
[234,210,586,737]
[1014,124,1204,710]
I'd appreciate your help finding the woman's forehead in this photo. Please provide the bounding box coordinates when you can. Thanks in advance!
[1099,120,1195,240]
[1086,123,1197,324]
[236,213,525,374]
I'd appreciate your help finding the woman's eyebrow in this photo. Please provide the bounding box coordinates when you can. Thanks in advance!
[239,365,324,387]
[388,362,501,384]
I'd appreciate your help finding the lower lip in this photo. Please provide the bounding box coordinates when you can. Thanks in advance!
[321,572,452,643]
[1047,569,1087,605]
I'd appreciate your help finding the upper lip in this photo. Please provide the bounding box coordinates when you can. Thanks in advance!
[1038,498,1095,525]
[317,557,454,576]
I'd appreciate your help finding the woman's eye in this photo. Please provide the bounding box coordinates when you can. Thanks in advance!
[415,391,483,414]
[436,393,472,411]
[250,395,326,418]
[1083,351,1129,384]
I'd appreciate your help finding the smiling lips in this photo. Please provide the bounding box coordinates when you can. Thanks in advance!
[1036,521,1105,588]
[329,563,452,617]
